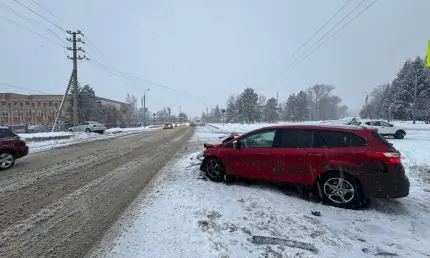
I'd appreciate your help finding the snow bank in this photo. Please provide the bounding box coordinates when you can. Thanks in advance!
[92,127,430,258]
[18,131,73,139]
[105,126,160,133]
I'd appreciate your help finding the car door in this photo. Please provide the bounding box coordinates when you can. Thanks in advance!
[300,130,331,185]
[377,121,395,135]
[271,129,310,184]
[223,129,278,180]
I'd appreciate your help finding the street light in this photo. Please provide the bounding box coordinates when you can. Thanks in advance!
[361,92,369,119]
[143,88,150,127]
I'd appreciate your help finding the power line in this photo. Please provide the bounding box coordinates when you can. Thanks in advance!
[277,0,353,71]
[87,59,191,96]
[280,0,369,76]
[11,0,64,31]
[0,1,67,44]
[283,0,379,74]
[0,15,66,47]
[30,0,72,29]
[0,82,50,94]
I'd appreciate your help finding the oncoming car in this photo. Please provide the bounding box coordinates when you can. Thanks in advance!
[200,124,410,208]
[163,123,174,129]
[68,121,106,134]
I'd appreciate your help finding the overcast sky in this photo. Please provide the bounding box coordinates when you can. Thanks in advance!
[0,0,429,117]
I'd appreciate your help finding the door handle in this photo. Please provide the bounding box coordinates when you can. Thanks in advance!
[307,153,322,156]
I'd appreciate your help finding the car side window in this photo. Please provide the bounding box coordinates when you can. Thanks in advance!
[277,129,301,148]
[239,130,275,148]
[301,130,328,148]
[82,122,89,125]
[0,128,17,138]
[379,121,391,126]
[320,131,367,147]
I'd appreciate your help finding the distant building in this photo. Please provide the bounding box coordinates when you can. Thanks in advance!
[0,93,63,126]
[0,93,131,127]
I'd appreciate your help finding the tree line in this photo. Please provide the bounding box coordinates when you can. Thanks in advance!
[67,83,123,127]
[203,85,348,123]
[359,55,430,123]
[125,93,188,125]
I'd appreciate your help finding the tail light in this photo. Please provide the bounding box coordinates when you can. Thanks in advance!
[368,152,401,163]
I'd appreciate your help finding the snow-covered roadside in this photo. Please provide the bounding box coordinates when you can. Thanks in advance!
[23,127,161,153]
[91,126,430,258]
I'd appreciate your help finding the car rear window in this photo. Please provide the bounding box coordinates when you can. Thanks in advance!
[320,131,367,147]
[0,128,18,139]
[371,132,393,147]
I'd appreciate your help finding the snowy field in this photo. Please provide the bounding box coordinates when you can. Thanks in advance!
[207,119,430,134]
[19,127,161,153]
[91,124,430,258]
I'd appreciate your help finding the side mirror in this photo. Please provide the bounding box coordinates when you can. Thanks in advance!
[233,140,240,148]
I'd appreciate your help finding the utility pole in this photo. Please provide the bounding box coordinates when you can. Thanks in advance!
[179,106,181,123]
[66,30,88,126]
[143,88,150,126]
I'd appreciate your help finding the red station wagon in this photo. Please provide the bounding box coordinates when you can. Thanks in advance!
[200,124,410,208]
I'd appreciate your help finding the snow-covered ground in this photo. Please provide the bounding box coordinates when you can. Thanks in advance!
[91,124,430,258]
[20,127,161,153]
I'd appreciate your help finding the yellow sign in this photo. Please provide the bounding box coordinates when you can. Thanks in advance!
[427,41,430,67]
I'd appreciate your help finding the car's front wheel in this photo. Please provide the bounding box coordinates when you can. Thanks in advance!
[0,151,15,170]
[318,172,364,209]
[85,128,91,132]
[204,157,225,182]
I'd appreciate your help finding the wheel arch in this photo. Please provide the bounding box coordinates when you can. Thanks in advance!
[396,129,406,134]
[0,148,18,158]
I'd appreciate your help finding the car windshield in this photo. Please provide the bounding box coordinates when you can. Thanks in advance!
[2,1,428,257]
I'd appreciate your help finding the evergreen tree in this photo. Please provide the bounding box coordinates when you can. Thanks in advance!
[238,88,259,123]
[295,91,309,121]
[226,95,236,123]
[264,97,278,122]
[214,105,221,122]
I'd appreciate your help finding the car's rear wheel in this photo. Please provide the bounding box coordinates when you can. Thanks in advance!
[85,128,91,132]
[394,130,405,139]
[318,172,364,209]
[204,157,225,182]
[0,151,15,170]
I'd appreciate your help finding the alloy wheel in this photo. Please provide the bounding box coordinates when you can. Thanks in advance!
[323,177,355,204]
[206,159,222,179]
[0,153,14,169]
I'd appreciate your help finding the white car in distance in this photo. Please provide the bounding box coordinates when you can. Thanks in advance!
[357,120,406,139]
[69,121,106,134]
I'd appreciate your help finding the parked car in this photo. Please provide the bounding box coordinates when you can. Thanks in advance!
[68,121,106,134]
[0,127,29,170]
[200,124,410,208]
[163,123,174,129]
[354,120,406,139]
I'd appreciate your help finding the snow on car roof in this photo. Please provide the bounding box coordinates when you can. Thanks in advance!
[258,123,368,131]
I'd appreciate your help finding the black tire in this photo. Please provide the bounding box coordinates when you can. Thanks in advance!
[85,128,91,132]
[0,151,15,170]
[204,157,225,182]
[318,171,364,209]
[394,130,405,139]
[98,130,104,134]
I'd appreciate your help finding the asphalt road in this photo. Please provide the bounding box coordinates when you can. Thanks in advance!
[0,127,194,258]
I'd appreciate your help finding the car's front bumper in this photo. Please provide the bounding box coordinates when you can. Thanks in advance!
[359,165,410,198]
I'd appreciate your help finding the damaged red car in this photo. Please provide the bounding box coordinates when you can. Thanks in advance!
[200,125,410,208]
